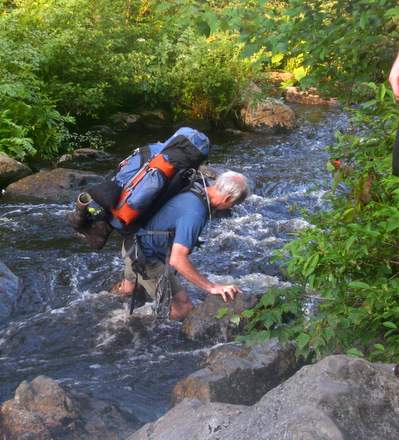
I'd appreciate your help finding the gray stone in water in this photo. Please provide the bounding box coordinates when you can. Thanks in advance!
[127,399,246,440]
[5,168,103,203]
[109,112,140,130]
[0,261,21,321]
[172,339,298,406]
[130,355,399,440]
[0,152,32,189]
[57,148,111,166]
[238,97,296,133]
[0,375,137,440]
[181,293,258,343]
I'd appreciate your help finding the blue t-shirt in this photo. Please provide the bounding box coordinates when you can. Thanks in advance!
[137,191,208,262]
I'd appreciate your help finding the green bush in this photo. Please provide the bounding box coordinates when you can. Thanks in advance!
[241,84,399,362]
[0,33,72,159]
[151,29,261,122]
[272,0,399,99]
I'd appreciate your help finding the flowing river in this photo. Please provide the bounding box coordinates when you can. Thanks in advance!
[0,105,348,427]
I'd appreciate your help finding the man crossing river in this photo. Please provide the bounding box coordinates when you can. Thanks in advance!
[113,171,250,321]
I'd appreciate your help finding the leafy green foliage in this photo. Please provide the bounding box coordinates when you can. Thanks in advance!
[152,29,261,121]
[272,0,399,99]
[0,0,264,160]
[252,85,399,363]
[241,84,399,363]
[237,288,305,351]
[0,110,35,159]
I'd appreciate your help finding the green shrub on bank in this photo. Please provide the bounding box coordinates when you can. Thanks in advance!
[0,33,72,160]
[241,84,399,363]
[272,0,399,99]
[147,29,261,121]
[0,0,263,160]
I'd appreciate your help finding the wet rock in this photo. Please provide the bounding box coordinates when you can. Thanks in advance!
[0,153,32,189]
[137,110,168,130]
[181,293,258,343]
[238,97,296,133]
[0,261,22,322]
[0,376,136,440]
[95,304,150,352]
[127,399,246,440]
[284,86,339,106]
[57,148,112,169]
[109,113,140,131]
[5,168,103,203]
[266,71,296,87]
[172,339,298,406]
[133,355,399,440]
[58,148,110,162]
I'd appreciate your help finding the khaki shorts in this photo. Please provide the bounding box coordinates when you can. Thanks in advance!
[122,242,182,299]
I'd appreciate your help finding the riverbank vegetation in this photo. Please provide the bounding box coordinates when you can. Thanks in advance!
[2,1,399,362]
[3,0,396,161]
[236,1,399,362]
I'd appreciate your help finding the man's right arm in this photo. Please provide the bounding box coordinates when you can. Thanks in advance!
[389,53,399,100]
[169,243,240,302]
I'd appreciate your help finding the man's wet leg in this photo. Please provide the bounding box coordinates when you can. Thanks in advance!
[170,290,193,321]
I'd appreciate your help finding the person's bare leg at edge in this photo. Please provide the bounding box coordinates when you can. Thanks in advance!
[112,279,193,320]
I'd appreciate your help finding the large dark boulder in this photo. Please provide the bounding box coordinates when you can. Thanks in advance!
[181,293,258,343]
[214,354,399,440]
[129,355,399,440]
[172,339,298,406]
[127,399,246,440]
[0,261,22,321]
[0,153,32,189]
[0,376,136,440]
[5,168,103,203]
[238,97,296,133]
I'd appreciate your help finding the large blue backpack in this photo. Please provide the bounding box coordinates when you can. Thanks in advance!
[88,127,210,233]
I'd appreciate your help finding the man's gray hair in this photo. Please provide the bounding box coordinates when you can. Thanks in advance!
[215,171,250,204]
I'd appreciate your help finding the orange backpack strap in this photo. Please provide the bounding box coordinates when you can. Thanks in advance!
[149,154,175,178]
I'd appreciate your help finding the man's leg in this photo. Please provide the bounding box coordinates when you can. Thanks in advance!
[113,278,135,295]
[170,290,193,321]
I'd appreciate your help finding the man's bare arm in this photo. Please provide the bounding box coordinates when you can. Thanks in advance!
[169,243,240,302]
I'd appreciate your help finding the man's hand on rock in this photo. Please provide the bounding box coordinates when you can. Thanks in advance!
[209,284,241,302]
[389,53,399,100]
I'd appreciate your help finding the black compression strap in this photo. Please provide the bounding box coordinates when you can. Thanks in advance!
[140,145,151,168]
[188,181,209,212]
